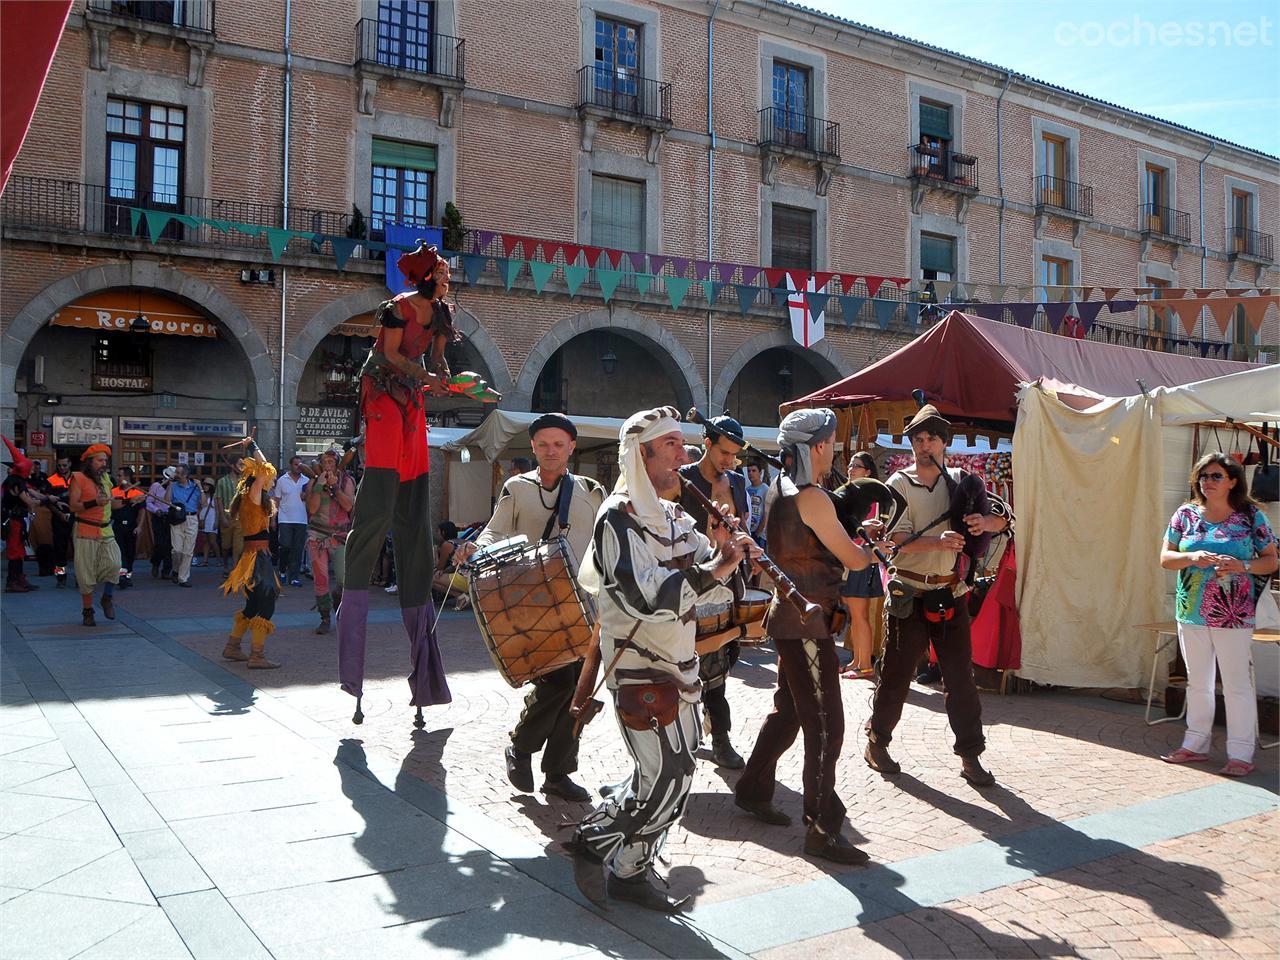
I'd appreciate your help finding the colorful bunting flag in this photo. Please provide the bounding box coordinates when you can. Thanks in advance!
[461,254,486,286]
[735,285,760,315]
[838,296,865,327]
[563,264,589,296]
[596,268,623,302]
[528,260,557,294]
[500,258,523,290]
[872,298,899,330]
[666,276,692,310]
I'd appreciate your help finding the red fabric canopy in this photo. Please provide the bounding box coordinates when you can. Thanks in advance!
[1,1,72,196]
[792,311,1255,422]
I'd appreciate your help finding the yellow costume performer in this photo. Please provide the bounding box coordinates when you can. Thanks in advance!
[221,450,282,670]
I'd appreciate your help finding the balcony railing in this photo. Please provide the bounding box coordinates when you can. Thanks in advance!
[909,145,978,192]
[86,0,214,33]
[758,107,839,158]
[1035,174,1093,218]
[1231,225,1274,261]
[355,19,465,84]
[1,176,370,258]
[576,66,671,125]
[1139,203,1191,243]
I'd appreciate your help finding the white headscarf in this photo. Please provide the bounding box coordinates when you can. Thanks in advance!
[778,407,837,488]
[577,406,682,600]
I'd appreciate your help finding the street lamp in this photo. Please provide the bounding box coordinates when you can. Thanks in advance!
[777,362,793,395]
[600,350,618,376]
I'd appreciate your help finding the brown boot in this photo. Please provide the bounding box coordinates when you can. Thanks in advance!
[247,616,281,670]
[222,611,250,661]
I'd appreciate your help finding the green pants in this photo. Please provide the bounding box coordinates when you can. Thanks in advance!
[510,661,583,776]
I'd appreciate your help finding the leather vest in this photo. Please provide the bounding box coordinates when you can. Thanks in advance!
[762,483,844,639]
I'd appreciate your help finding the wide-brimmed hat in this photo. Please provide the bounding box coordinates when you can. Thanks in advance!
[162,466,178,481]
[903,404,951,440]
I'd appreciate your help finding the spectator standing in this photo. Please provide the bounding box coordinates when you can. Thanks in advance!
[47,457,73,586]
[305,449,355,634]
[273,456,309,587]
[110,467,146,589]
[745,462,770,548]
[166,464,201,587]
[196,478,222,567]
[147,468,175,578]
[214,457,244,570]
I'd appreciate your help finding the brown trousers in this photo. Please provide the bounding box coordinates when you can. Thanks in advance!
[868,598,985,758]
[735,634,846,835]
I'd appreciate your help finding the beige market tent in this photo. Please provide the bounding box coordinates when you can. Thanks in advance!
[1014,365,1279,690]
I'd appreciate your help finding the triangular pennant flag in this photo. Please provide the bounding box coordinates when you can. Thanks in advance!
[1242,296,1272,332]
[1171,305,1195,337]
[838,296,865,326]
[500,258,524,290]
[700,280,725,304]
[582,245,602,267]
[648,254,669,275]
[771,287,790,308]
[561,243,584,265]
[172,214,200,230]
[563,264,589,296]
[1106,299,1139,314]
[601,248,623,269]
[143,209,173,243]
[1194,287,1217,298]
[967,304,1003,321]
[475,230,496,252]
[694,260,712,281]
[529,260,557,294]
[735,284,760,315]
[537,241,561,263]
[264,227,294,260]
[1073,301,1106,334]
[666,276,692,310]
[740,266,762,286]
[1042,302,1071,333]
[670,256,691,278]
[1206,297,1236,335]
[933,280,955,302]
[1008,303,1040,327]
[628,251,647,272]
[952,283,970,301]
[129,207,142,234]
[596,268,623,301]
[716,262,737,284]
[1165,288,1187,300]
[500,234,523,258]
[634,273,654,296]
[813,272,836,291]
[330,237,358,271]
[461,254,487,286]
[1101,287,1121,301]
[1133,287,1153,298]
[806,292,831,317]
[987,284,1009,303]
[872,298,899,330]
[763,267,787,288]
[840,273,862,294]
[786,268,812,291]
[1199,341,1211,358]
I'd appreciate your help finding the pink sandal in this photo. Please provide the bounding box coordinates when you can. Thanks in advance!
[1160,748,1209,764]
[1220,759,1254,777]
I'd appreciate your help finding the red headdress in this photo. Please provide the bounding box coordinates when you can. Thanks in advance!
[396,240,449,287]
[3,436,32,478]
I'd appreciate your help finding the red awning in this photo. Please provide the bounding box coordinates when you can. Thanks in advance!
[1,1,72,195]
[791,311,1256,423]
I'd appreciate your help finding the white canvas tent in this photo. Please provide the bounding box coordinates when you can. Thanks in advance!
[1014,365,1279,690]
[439,410,783,530]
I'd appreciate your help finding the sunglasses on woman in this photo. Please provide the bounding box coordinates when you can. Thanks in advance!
[1198,472,1229,483]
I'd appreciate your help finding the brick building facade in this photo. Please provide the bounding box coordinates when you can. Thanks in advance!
[2,0,1277,479]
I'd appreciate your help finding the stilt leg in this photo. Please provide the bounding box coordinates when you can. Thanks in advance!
[352,696,364,725]
[414,706,425,729]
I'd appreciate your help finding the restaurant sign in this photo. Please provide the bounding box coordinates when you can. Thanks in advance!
[119,417,248,437]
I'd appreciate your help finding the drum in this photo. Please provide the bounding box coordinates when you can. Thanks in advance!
[467,536,595,688]
[695,586,774,646]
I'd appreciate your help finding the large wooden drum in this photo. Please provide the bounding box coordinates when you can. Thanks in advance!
[467,536,596,688]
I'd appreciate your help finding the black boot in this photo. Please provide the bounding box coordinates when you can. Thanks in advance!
[607,872,689,913]
[960,756,996,787]
[315,613,331,635]
[504,746,534,793]
[803,825,870,866]
[81,607,96,627]
[734,796,793,826]
[864,739,901,775]
[100,594,115,620]
[541,775,591,802]
[711,733,745,769]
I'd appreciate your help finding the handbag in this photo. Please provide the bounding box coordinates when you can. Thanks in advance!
[1250,430,1279,503]
[166,502,187,526]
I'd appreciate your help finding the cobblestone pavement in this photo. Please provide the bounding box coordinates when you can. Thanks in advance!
[3,564,1277,958]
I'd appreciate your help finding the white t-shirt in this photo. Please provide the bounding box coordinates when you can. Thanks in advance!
[273,472,310,525]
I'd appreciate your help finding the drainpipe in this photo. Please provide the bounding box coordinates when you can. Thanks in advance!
[705,0,719,411]
[278,0,293,462]
[1198,142,1216,342]
[995,70,1012,284]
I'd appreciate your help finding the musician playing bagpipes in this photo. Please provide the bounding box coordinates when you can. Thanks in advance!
[864,402,1013,788]
[467,413,606,803]
[566,407,756,912]
[733,408,877,866]
[337,240,456,721]
[676,414,752,769]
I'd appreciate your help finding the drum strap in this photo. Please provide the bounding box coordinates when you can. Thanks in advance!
[540,473,575,541]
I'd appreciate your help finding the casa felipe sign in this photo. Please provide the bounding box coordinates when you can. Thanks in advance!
[52,416,112,447]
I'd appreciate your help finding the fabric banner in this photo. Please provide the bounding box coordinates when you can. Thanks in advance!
[787,274,825,347]
[385,224,441,293]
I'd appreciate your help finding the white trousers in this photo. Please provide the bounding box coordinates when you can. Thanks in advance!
[170,516,198,583]
[1177,622,1256,763]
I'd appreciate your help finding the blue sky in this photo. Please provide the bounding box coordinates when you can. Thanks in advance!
[804,0,1280,156]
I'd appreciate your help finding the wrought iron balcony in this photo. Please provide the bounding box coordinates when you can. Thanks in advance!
[1231,225,1274,262]
[1139,203,1191,243]
[576,66,671,125]
[355,19,465,84]
[909,145,978,192]
[1035,175,1093,219]
[86,0,214,34]
[758,107,839,158]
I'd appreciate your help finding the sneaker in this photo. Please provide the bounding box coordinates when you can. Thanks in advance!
[177,580,192,588]
[191,558,202,567]
[384,583,398,594]
[290,579,302,588]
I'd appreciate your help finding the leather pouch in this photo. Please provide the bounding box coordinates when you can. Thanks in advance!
[616,682,681,731]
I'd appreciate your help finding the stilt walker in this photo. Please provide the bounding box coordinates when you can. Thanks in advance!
[220,437,283,669]
[338,241,455,726]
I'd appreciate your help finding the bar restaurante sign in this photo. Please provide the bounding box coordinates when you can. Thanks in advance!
[50,291,218,338]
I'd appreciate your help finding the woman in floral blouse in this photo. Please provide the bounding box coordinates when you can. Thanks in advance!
[1160,452,1277,776]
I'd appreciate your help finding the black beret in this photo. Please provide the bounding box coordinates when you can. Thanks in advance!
[528,413,577,440]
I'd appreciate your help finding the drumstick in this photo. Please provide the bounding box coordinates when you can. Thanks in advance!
[678,475,820,622]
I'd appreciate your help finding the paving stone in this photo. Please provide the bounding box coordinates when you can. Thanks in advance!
[119,828,214,898]
[42,847,156,906]
[21,803,119,845]
[0,834,120,890]
[158,888,273,960]
[75,909,193,960]
[0,791,88,833]
[7,766,94,801]
[0,890,149,960]
[89,781,167,835]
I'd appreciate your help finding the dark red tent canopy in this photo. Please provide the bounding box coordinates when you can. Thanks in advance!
[792,311,1255,423]
[1,1,72,195]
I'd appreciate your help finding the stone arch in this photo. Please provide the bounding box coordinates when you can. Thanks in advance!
[710,329,851,415]
[284,289,513,417]
[2,261,275,434]
[509,306,705,413]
